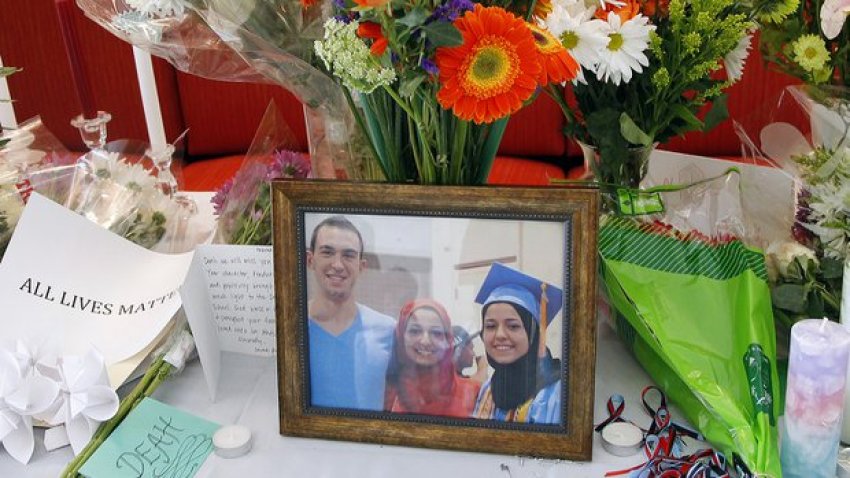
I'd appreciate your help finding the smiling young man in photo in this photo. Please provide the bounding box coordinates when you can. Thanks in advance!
[306,215,395,411]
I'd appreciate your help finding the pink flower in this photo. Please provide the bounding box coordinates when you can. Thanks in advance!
[821,0,850,40]
[266,150,311,180]
[211,178,234,215]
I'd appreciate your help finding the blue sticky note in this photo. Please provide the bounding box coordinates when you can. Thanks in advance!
[79,397,220,478]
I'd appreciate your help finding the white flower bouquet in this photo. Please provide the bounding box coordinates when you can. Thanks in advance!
[735,84,849,329]
[535,0,782,188]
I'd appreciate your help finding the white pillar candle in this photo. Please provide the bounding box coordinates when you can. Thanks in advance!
[0,55,17,130]
[213,425,253,459]
[600,422,643,457]
[132,47,167,152]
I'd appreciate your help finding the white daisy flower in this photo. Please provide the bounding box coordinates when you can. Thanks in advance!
[142,189,180,218]
[543,3,610,71]
[807,178,850,259]
[723,33,752,83]
[125,0,185,18]
[87,151,123,180]
[595,13,655,86]
[111,160,157,193]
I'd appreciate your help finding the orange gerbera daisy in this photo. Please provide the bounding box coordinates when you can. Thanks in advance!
[526,23,578,85]
[357,22,389,56]
[595,0,642,23]
[435,5,542,124]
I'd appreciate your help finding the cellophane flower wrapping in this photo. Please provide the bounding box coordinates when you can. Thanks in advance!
[0,118,209,258]
[213,101,311,245]
[0,118,80,262]
[77,0,375,180]
[734,84,848,333]
[598,171,781,476]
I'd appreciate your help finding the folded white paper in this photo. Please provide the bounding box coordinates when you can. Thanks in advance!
[0,193,195,364]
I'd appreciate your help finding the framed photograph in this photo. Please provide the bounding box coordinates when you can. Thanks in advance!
[272,181,599,460]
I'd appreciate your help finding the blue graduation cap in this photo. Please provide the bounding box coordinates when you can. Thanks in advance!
[474,262,564,326]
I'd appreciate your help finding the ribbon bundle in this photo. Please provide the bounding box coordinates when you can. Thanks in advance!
[599,386,755,478]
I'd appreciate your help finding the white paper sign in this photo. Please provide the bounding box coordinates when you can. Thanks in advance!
[0,194,194,364]
[196,244,276,357]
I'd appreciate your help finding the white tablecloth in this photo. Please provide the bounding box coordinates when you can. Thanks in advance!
[0,319,702,477]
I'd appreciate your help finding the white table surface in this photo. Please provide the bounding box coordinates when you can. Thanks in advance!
[0,317,702,478]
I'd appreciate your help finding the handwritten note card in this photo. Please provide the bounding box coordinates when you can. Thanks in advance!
[79,398,220,478]
[196,244,276,356]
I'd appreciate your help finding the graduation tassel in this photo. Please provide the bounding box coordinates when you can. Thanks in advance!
[538,283,548,358]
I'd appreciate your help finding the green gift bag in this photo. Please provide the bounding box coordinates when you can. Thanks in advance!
[599,214,781,477]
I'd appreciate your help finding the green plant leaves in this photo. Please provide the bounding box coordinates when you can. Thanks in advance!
[421,23,463,48]
[771,284,808,313]
[702,94,729,132]
[398,7,429,28]
[399,74,426,98]
[620,113,653,146]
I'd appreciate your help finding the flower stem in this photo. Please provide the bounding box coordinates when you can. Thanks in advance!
[60,356,172,477]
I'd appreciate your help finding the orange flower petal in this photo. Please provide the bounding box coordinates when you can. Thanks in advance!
[435,6,543,124]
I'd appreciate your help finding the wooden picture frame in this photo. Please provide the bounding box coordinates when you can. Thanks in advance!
[272,180,598,460]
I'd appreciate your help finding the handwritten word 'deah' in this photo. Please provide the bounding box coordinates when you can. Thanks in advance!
[114,415,212,478]
[19,278,113,315]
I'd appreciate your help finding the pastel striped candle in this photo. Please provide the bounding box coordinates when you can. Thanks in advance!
[781,318,850,477]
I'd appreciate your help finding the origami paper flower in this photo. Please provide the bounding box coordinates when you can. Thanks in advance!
[0,346,59,464]
[35,350,119,455]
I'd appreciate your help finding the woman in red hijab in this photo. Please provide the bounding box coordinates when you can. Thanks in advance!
[384,299,480,417]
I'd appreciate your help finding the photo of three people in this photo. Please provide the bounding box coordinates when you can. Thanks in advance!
[303,213,568,425]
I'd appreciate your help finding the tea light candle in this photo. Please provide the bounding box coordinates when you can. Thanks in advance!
[213,425,252,459]
[781,319,850,478]
[601,422,643,457]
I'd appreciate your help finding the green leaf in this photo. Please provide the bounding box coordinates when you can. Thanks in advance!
[771,284,808,313]
[619,113,653,146]
[422,22,463,48]
[398,7,429,28]
[820,257,844,279]
[702,94,729,132]
[399,74,427,98]
[671,104,703,131]
[0,67,18,78]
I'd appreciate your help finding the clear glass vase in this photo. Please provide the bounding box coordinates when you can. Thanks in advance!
[577,140,656,189]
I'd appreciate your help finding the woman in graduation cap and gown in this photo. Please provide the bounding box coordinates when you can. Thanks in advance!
[384,299,480,417]
[472,263,563,424]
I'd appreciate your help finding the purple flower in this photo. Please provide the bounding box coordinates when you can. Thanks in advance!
[212,178,234,215]
[420,57,439,76]
[430,0,473,23]
[266,149,311,180]
[333,0,346,8]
